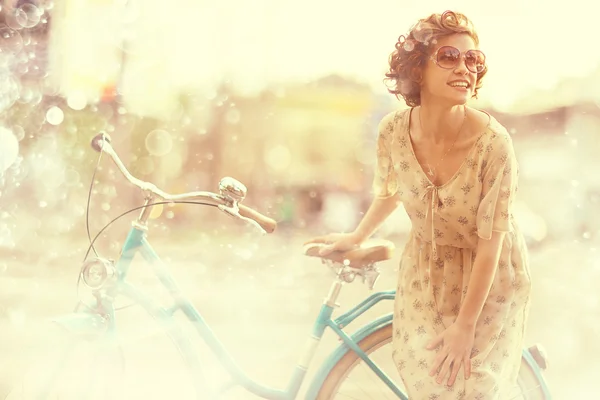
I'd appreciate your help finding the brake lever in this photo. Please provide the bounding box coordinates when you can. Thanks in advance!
[218,204,267,235]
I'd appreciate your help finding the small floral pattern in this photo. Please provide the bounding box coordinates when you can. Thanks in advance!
[373,109,532,399]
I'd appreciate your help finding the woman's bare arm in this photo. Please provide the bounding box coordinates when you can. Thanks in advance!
[352,194,402,242]
[455,231,505,327]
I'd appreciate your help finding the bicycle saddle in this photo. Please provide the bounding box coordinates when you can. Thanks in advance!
[303,239,395,268]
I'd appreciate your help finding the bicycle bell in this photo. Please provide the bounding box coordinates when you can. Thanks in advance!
[219,177,247,202]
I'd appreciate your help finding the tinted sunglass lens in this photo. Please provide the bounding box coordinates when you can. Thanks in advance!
[436,46,461,68]
[465,50,485,73]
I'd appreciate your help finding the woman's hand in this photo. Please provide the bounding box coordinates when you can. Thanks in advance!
[303,232,364,256]
[426,321,475,387]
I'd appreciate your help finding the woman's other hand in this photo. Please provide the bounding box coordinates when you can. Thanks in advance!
[303,232,364,256]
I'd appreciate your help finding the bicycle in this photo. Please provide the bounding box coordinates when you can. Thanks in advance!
[1,132,553,399]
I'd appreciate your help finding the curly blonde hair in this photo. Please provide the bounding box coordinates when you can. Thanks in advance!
[384,10,488,107]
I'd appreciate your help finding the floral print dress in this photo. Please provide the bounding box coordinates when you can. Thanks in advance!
[373,108,532,399]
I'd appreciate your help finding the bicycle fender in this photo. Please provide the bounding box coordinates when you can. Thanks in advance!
[304,313,393,400]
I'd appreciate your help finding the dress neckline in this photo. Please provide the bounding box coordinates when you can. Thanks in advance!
[404,107,492,189]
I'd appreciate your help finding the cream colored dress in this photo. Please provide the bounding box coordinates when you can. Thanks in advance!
[373,108,532,399]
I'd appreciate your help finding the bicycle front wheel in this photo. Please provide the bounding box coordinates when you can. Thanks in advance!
[1,328,126,400]
[1,310,204,400]
[316,323,547,399]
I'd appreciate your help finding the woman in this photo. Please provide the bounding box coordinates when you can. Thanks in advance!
[305,10,531,399]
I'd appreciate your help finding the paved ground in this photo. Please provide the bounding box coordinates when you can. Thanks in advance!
[0,227,599,399]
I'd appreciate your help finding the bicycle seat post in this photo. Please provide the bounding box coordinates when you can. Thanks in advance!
[324,277,343,308]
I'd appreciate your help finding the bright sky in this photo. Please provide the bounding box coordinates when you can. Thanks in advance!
[54,0,600,115]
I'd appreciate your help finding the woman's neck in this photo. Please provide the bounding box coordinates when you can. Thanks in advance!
[418,101,467,145]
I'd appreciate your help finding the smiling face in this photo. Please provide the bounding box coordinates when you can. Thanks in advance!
[420,33,482,106]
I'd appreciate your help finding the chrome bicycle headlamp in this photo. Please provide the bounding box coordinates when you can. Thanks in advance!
[80,258,116,290]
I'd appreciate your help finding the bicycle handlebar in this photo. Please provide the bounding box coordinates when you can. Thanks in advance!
[90,133,277,234]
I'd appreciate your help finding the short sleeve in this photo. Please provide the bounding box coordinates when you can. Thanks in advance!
[372,112,399,199]
[476,133,519,240]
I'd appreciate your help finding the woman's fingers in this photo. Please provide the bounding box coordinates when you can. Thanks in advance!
[303,235,339,256]
[429,351,447,377]
[319,244,336,256]
[305,233,360,256]
[447,358,462,386]
[303,236,331,245]
[436,355,454,384]
[464,355,471,380]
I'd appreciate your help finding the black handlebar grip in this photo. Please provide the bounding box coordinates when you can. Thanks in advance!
[91,132,112,152]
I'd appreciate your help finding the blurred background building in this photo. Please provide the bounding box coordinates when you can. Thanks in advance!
[3,0,600,246]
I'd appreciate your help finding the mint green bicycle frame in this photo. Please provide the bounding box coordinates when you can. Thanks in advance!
[54,222,405,399]
[52,222,553,400]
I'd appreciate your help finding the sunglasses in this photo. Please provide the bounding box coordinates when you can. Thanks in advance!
[430,46,486,74]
